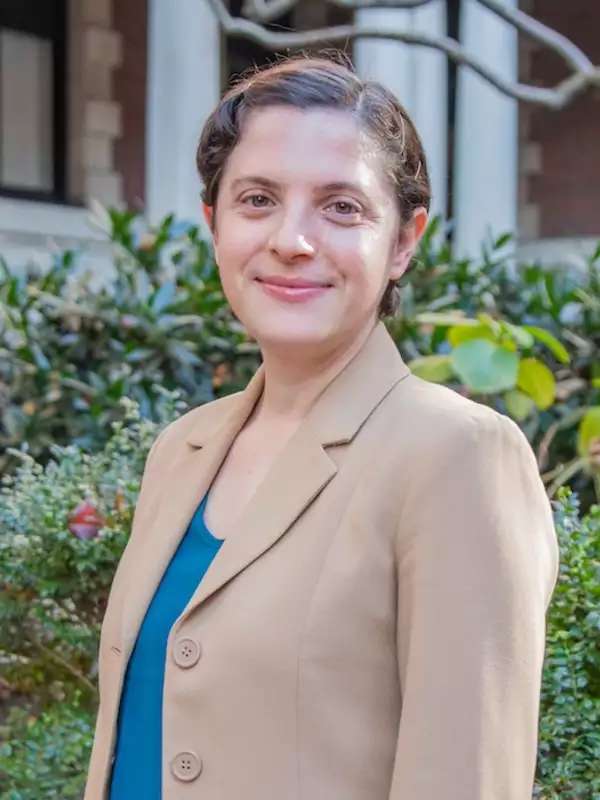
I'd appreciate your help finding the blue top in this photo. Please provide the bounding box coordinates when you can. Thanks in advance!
[108,490,223,800]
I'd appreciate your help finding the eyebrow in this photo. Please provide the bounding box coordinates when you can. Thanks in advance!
[229,175,370,198]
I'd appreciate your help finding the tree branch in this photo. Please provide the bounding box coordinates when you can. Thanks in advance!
[208,0,600,110]
[28,628,98,697]
[477,0,593,75]
[209,0,600,109]
[242,0,433,21]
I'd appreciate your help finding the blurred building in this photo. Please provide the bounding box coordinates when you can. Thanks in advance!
[0,0,598,267]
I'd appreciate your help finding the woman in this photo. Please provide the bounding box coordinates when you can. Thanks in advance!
[84,54,560,800]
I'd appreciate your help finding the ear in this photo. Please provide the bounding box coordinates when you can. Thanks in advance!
[389,206,429,281]
[202,203,216,240]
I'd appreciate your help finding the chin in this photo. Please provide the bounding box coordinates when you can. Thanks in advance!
[246,317,336,349]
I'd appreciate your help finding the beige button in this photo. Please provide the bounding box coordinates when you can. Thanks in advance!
[172,637,201,668]
[170,750,203,782]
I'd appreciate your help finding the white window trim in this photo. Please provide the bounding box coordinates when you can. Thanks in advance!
[515,236,599,271]
[0,196,105,242]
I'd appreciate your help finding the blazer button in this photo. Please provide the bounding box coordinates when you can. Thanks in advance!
[172,636,202,668]
[170,751,203,782]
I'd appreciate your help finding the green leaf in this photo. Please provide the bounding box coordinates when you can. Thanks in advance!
[415,311,478,327]
[501,321,535,349]
[30,343,51,371]
[476,312,502,337]
[577,407,600,459]
[504,389,535,421]
[151,281,176,314]
[133,270,152,303]
[517,357,556,409]
[450,340,519,393]
[521,324,570,364]
[494,232,513,249]
[125,348,155,363]
[407,354,454,383]
[448,324,496,347]
[167,342,202,366]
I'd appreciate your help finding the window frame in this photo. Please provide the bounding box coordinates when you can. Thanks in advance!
[0,0,68,203]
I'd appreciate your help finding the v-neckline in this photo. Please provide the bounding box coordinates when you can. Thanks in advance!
[197,492,225,545]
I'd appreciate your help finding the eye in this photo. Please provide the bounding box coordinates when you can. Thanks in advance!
[327,200,361,216]
[241,193,273,208]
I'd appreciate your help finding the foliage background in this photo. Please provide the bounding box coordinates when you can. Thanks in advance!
[1,210,598,505]
[1,212,599,798]
[0,404,598,799]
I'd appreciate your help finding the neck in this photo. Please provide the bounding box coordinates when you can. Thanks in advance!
[247,319,378,429]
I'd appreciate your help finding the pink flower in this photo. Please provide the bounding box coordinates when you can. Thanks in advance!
[68,500,105,541]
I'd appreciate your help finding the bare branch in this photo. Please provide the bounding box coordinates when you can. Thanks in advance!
[241,0,595,83]
[206,0,600,109]
[242,0,433,22]
[477,0,593,75]
[241,0,295,19]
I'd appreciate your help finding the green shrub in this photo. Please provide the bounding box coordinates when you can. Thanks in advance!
[0,697,93,800]
[0,208,260,474]
[2,211,598,505]
[0,400,598,797]
[389,220,600,508]
[535,488,600,799]
[0,392,180,710]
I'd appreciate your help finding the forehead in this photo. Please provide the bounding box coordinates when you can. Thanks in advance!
[222,106,390,196]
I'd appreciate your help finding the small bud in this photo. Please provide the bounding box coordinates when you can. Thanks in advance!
[114,488,127,514]
[68,500,105,541]
[138,233,157,251]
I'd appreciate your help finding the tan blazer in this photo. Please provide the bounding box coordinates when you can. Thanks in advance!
[84,320,560,800]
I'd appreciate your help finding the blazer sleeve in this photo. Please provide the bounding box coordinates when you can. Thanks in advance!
[389,412,560,799]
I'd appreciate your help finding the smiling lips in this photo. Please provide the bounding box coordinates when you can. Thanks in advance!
[255,275,333,303]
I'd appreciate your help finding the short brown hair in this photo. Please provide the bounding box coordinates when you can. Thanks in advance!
[196,51,431,318]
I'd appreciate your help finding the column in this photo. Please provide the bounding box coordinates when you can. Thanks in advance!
[146,0,221,229]
[354,8,415,110]
[410,1,448,230]
[354,5,448,232]
[453,0,518,259]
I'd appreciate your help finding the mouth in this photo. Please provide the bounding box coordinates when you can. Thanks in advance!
[255,278,333,288]
[254,277,333,303]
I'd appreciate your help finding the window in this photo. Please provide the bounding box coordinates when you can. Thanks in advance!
[0,0,67,201]
[224,0,353,91]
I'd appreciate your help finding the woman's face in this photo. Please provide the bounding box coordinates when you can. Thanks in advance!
[204,105,427,353]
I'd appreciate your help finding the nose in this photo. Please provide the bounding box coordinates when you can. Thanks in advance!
[267,207,316,262]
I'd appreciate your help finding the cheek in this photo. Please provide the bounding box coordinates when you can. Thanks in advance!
[323,228,388,287]
[214,227,260,276]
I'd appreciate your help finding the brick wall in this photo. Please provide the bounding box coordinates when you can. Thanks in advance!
[112,0,148,210]
[68,0,123,207]
[519,1,600,239]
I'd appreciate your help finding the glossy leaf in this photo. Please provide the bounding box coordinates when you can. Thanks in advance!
[521,324,570,364]
[578,407,600,460]
[450,340,519,393]
[517,358,556,410]
[416,311,478,327]
[407,354,454,382]
[504,388,536,420]
[448,324,495,347]
[151,281,176,314]
[501,320,535,349]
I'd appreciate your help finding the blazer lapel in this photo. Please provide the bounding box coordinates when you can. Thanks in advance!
[119,364,266,658]
[120,321,411,660]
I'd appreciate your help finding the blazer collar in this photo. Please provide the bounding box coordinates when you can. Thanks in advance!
[120,321,411,658]
[184,319,411,449]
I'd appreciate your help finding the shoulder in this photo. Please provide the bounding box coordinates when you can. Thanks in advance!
[147,390,243,460]
[382,372,532,467]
